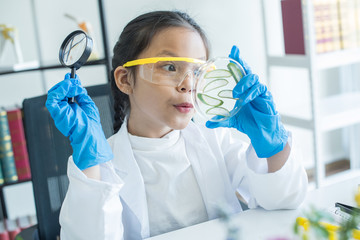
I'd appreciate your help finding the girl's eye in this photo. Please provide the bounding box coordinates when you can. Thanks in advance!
[163,64,176,72]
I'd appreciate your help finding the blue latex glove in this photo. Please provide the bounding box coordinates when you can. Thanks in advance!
[46,73,113,170]
[206,46,288,158]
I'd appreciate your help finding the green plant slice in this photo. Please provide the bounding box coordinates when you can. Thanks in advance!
[203,79,229,93]
[227,62,244,83]
[218,89,234,99]
[197,93,223,107]
[206,107,230,117]
[204,69,232,79]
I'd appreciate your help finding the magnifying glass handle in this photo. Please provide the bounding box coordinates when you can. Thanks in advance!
[68,68,76,103]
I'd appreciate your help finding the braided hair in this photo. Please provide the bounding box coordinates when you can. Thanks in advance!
[110,10,210,133]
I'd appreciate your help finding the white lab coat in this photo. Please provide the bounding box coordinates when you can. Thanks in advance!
[59,121,308,240]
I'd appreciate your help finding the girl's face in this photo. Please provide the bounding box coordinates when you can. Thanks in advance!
[126,27,207,138]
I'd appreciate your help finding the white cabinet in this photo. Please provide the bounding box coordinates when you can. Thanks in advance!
[260,0,360,188]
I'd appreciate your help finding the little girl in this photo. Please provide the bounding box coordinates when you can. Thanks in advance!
[46,10,308,240]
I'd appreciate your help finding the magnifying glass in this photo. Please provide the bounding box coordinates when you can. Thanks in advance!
[59,30,93,102]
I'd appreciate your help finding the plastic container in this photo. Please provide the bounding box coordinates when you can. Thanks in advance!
[192,57,245,122]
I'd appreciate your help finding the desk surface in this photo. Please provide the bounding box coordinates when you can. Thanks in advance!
[146,177,360,240]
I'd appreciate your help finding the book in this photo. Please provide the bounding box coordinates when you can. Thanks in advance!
[0,110,18,183]
[328,0,342,51]
[5,219,20,240]
[313,0,342,53]
[355,0,360,46]
[281,0,306,54]
[0,221,8,240]
[6,109,31,181]
[313,0,327,53]
[0,147,4,185]
[337,0,358,50]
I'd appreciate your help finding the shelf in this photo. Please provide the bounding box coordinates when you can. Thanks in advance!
[280,92,360,132]
[267,55,309,68]
[0,179,31,189]
[267,48,360,70]
[321,169,360,188]
[307,169,360,190]
[316,49,360,69]
[0,58,107,76]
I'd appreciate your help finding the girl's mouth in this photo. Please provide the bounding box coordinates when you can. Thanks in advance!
[174,102,194,113]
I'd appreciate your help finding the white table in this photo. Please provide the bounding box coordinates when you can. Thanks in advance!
[146,177,360,240]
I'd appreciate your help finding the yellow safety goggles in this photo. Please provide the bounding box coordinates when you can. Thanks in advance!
[123,57,205,67]
[122,57,206,87]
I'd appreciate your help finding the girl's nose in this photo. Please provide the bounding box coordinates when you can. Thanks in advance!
[176,72,193,93]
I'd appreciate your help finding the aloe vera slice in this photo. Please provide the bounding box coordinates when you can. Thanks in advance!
[227,62,244,83]
[203,79,229,93]
[206,107,230,117]
[197,93,223,107]
[218,89,234,99]
[204,69,232,79]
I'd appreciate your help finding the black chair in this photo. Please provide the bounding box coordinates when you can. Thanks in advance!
[20,83,114,240]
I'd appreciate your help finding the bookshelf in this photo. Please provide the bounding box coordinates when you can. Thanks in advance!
[0,179,32,219]
[261,0,360,188]
[0,0,112,223]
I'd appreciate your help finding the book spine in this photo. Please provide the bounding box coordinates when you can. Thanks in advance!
[6,109,31,181]
[322,0,336,53]
[0,232,9,240]
[0,111,18,183]
[355,0,360,46]
[337,0,358,49]
[5,219,19,240]
[0,220,8,240]
[0,111,6,185]
[329,0,342,51]
[314,0,326,53]
[281,0,306,54]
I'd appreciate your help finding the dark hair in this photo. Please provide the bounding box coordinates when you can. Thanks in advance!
[110,10,210,133]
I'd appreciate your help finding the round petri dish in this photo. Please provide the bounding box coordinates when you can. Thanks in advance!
[192,57,246,122]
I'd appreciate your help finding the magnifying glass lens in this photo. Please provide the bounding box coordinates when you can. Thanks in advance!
[63,33,87,66]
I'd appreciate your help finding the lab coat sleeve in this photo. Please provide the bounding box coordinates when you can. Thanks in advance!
[217,129,308,210]
[59,157,124,240]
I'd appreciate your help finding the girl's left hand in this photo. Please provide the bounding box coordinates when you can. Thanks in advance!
[206,45,288,158]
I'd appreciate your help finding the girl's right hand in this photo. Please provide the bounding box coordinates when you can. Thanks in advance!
[46,73,113,170]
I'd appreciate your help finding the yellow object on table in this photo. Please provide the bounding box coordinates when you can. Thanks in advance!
[296,217,360,240]
[355,185,360,207]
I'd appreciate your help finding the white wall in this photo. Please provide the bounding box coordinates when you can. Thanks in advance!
[104,0,266,74]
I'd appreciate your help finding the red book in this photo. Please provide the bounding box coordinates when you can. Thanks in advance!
[5,219,20,240]
[0,220,9,240]
[0,232,9,240]
[6,109,31,180]
[7,230,19,240]
[281,0,305,54]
